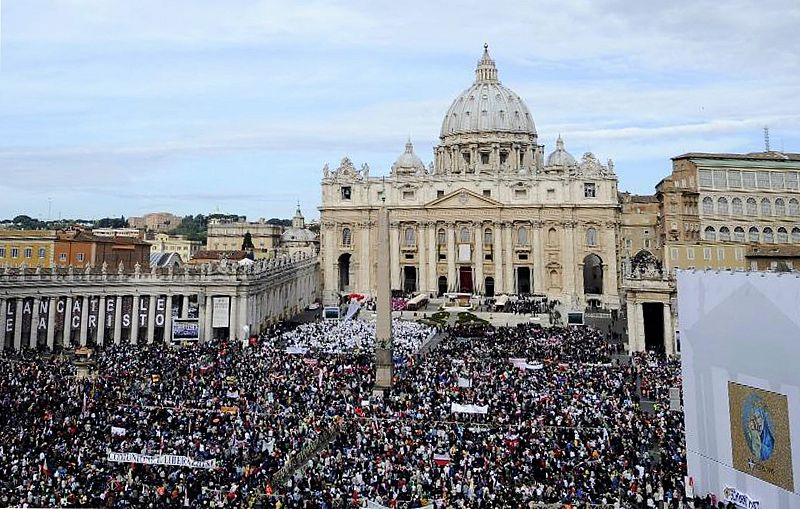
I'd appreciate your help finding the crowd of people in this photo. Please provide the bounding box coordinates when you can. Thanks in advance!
[0,313,691,508]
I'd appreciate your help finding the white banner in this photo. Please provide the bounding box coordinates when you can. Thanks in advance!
[110,426,127,437]
[457,377,472,388]
[450,402,488,415]
[285,346,308,355]
[107,452,216,469]
[211,297,230,328]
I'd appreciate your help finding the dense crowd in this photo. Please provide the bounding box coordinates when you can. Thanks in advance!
[0,316,690,508]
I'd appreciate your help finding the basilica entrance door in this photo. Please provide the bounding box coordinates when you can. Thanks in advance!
[458,266,473,294]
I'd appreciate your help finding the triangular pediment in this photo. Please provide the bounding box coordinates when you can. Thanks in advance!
[425,188,503,209]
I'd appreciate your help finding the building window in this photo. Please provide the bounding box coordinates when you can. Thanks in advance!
[789,199,800,216]
[717,197,728,215]
[719,226,731,241]
[437,190,445,198]
[746,198,757,216]
[625,239,632,249]
[402,190,415,200]
[777,227,788,243]
[763,227,774,243]
[517,226,529,245]
[24,247,33,258]
[437,229,446,246]
[584,183,596,198]
[341,227,352,247]
[483,228,493,245]
[670,247,679,260]
[771,172,785,189]
[713,170,727,188]
[38,248,46,258]
[757,171,770,189]
[404,227,416,247]
[728,170,742,188]
[742,171,756,188]
[586,227,598,247]
[59,253,67,262]
[702,197,714,214]
[644,239,652,248]
[748,227,760,242]
[340,186,352,200]
[11,248,19,258]
[480,152,489,165]
[735,248,744,261]
[483,190,491,198]
[717,247,725,260]
[703,247,712,261]
[786,172,799,189]
[514,189,528,200]
[761,198,772,216]
[704,226,716,241]
[699,170,713,187]
[687,248,695,260]
[775,198,786,216]
[731,198,743,215]
[459,227,470,243]
[793,227,800,243]
[76,253,85,262]
[0,247,4,257]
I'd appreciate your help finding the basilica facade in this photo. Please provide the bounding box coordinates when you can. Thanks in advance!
[319,47,620,308]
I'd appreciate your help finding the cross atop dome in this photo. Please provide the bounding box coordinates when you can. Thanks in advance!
[475,43,499,83]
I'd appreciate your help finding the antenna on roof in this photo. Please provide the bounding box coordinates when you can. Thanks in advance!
[764,125,771,152]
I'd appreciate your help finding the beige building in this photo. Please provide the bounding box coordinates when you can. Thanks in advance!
[320,47,620,308]
[128,212,182,232]
[149,233,203,261]
[206,218,282,257]
[0,230,57,268]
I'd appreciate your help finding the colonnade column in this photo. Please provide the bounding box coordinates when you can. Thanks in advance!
[62,296,72,348]
[182,296,190,319]
[97,296,106,346]
[663,303,674,355]
[0,298,6,350]
[79,296,89,347]
[130,295,140,345]
[204,294,214,342]
[164,295,173,344]
[228,294,238,340]
[146,295,156,344]
[113,296,122,345]
[238,294,249,342]
[46,298,56,350]
[446,224,456,292]
[493,221,503,294]
[13,299,23,351]
[417,223,427,295]
[474,224,484,294]
[29,297,40,349]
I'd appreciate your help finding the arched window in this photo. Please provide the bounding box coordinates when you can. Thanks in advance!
[734,226,745,242]
[763,227,774,243]
[775,198,786,216]
[704,226,716,241]
[702,197,714,214]
[586,227,598,247]
[732,198,743,215]
[790,199,800,217]
[746,198,758,216]
[719,226,730,241]
[761,198,772,217]
[717,197,729,215]
[483,228,493,245]
[748,227,760,242]
[341,227,352,247]
[777,227,788,243]
[793,227,800,243]
[548,228,559,247]
[517,226,529,245]
[459,227,470,243]
[404,227,416,247]
[437,229,446,246]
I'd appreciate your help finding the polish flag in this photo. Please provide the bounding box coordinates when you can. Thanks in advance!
[433,453,450,466]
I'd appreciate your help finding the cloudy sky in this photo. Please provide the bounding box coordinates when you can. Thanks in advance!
[1,0,799,221]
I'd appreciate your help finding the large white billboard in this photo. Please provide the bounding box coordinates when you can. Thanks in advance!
[678,271,800,509]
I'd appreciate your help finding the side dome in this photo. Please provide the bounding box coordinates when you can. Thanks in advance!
[546,135,577,167]
[440,45,536,139]
[391,140,426,176]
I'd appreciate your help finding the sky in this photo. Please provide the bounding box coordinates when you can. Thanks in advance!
[1,0,799,221]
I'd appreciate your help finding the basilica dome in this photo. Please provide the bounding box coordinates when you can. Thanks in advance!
[546,135,577,167]
[440,45,536,139]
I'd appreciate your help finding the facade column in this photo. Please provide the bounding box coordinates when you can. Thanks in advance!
[146,295,156,344]
[181,295,190,318]
[446,224,456,292]
[0,298,6,350]
[62,296,73,348]
[79,296,89,347]
[46,297,56,350]
[97,296,106,346]
[130,295,140,345]
[663,303,674,355]
[417,223,427,295]
[323,222,337,303]
[532,223,544,294]
[428,224,437,295]
[603,224,619,305]
[13,299,24,351]
[113,296,123,345]
[493,222,503,294]
[389,222,400,291]
[474,223,484,294]
[164,295,173,344]
[503,223,514,293]
[29,297,40,349]
[563,224,576,302]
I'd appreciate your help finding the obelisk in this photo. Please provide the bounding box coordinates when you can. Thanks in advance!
[374,203,393,389]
